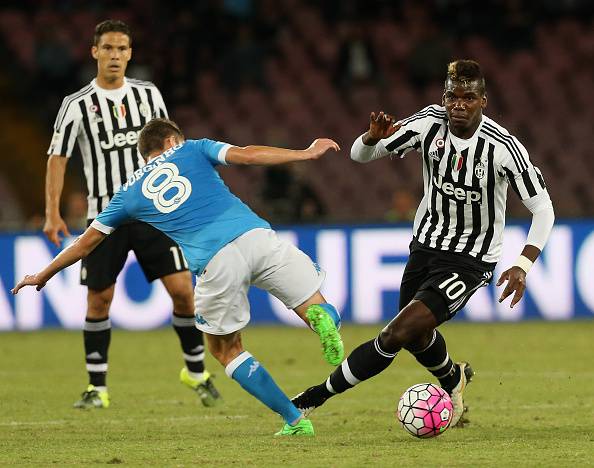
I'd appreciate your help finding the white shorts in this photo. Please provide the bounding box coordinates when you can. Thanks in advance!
[194,228,325,335]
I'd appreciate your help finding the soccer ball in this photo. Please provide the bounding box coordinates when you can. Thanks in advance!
[397,383,453,438]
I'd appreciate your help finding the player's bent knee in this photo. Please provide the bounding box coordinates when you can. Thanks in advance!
[172,297,195,316]
[168,288,195,315]
[404,329,435,353]
[86,288,114,318]
[379,325,411,350]
[382,304,433,349]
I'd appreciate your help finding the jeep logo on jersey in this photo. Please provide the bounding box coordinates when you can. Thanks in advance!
[99,126,143,150]
[433,173,482,204]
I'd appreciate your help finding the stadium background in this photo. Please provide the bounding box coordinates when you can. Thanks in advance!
[0,0,593,329]
[1,3,594,467]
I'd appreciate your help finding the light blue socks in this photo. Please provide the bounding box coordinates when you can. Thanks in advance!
[225,351,301,424]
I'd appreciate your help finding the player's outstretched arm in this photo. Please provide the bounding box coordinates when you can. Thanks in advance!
[43,155,71,247]
[225,138,340,166]
[11,227,107,294]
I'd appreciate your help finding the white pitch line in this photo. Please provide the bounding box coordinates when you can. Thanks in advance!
[0,420,68,427]
[0,414,248,427]
[486,403,593,410]
[403,370,594,378]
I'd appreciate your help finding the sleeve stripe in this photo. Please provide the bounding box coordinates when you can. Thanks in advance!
[503,167,522,198]
[400,108,447,126]
[521,170,537,197]
[402,105,446,121]
[480,127,526,172]
[401,111,447,126]
[385,130,420,152]
[90,219,115,234]
[482,124,527,170]
[504,166,545,200]
[482,123,528,172]
[217,144,231,165]
[55,85,93,131]
[56,121,74,156]
[55,87,88,129]
[535,167,546,189]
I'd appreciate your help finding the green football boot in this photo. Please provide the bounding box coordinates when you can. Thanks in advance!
[274,418,315,436]
[306,304,344,366]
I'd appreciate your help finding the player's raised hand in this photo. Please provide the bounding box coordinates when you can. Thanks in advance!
[305,138,341,160]
[43,215,71,248]
[367,111,401,141]
[496,266,527,308]
[11,273,47,295]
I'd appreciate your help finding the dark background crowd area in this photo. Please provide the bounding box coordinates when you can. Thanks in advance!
[0,0,592,229]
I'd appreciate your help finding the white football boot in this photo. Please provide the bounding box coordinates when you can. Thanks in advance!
[449,362,474,427]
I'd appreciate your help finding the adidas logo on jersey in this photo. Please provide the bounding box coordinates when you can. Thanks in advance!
[99,126,143,150]
[433,174,482,205]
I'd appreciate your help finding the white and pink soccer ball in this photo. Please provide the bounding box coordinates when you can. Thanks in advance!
[397,383,453,438]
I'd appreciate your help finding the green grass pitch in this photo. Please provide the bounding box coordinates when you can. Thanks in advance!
[1,322,593,467]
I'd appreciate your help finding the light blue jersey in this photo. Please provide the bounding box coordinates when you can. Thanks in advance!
[92,139,270,274]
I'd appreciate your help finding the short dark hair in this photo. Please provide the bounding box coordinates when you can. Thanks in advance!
[93,20,132,46]
[445,59,486,95]
[138,118,185,158]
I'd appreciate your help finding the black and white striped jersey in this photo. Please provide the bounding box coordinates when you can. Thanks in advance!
[366,104,548,264]
[48,77,168,219]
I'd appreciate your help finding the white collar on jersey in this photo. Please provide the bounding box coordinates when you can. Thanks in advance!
[91,77,129,101]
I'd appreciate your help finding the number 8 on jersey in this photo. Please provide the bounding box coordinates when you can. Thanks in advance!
[142,162,192,213]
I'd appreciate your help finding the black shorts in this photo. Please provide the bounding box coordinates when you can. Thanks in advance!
[399,239,495,325]
[81,220,188,290]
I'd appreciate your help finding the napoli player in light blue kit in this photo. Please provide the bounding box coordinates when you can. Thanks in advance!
[13,118,343,436]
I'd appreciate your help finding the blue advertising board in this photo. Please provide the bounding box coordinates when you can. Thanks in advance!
[1,221,593,330]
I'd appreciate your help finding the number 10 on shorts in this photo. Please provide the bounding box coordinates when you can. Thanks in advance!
[438,273,467,300]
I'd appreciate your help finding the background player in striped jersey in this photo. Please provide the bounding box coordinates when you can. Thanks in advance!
[43,20,220,409]
[292,60,555,427]
[13,118,344,436]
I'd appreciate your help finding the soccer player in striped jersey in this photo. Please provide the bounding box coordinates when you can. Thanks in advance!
[292,60,555,428]
[13,118,344,436]
[43,20,220,409]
